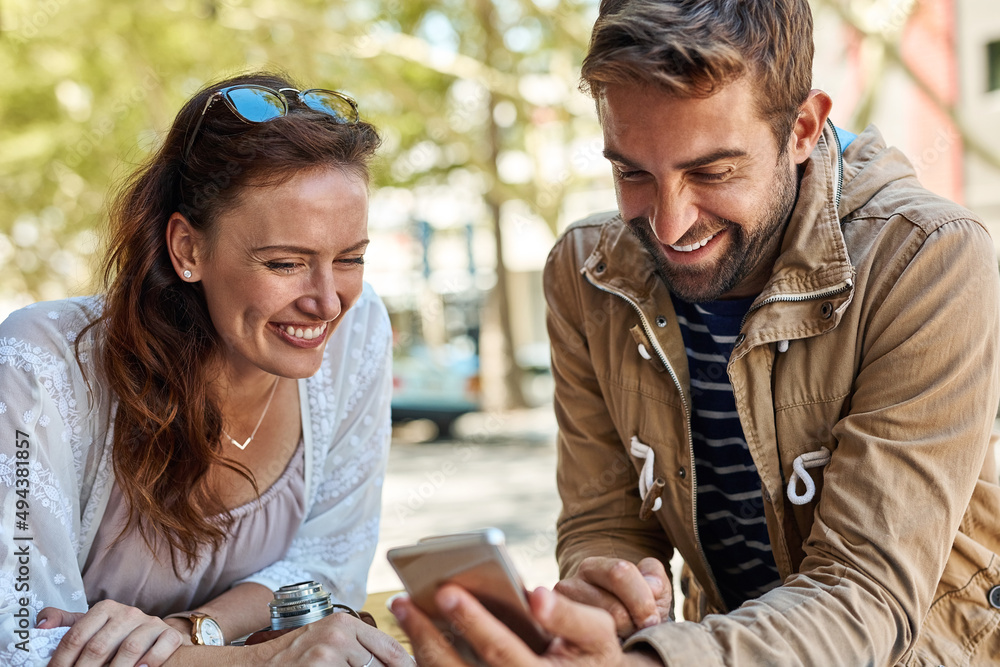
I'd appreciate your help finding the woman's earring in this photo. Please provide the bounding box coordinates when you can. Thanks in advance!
[183,270,192,279]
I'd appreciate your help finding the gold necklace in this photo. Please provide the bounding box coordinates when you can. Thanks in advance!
[222,377,279,451]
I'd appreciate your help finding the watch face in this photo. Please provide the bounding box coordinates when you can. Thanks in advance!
[198,617,225,646]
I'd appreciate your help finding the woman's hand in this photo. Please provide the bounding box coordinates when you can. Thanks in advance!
[392,584,663,667]
[253,612,413,666]
[39,599,184,667]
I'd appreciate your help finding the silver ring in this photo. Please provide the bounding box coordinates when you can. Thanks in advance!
[363,651,375,667]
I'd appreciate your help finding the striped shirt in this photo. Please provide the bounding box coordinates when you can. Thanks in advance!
[671,294,782,609]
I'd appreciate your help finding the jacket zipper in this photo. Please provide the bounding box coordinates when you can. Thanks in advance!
[738,279,854,333]
[829,117,844,212]
[582,275,723,606]
[736,120,852,332]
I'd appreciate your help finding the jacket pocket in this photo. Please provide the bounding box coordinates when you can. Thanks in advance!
[906,553,1000,667]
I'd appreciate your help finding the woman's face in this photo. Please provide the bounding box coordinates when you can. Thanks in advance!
[190,167,369,380]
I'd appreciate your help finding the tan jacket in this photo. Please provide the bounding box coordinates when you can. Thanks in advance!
[545,124,1000,666]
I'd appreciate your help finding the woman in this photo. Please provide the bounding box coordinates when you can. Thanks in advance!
[0,72,409,666]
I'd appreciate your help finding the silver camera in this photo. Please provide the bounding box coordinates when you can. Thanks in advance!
[268,580,337,630]
[231,580,363,645]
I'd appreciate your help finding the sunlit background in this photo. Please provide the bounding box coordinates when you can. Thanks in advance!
[2,0,999,592]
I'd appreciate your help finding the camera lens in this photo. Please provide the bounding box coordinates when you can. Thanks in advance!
[268,581,335,630]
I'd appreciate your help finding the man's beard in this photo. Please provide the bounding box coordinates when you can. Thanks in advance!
[625,163,798,303]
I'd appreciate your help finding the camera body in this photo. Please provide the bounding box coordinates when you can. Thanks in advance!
[231,580,367,646]
[269,581,336,630]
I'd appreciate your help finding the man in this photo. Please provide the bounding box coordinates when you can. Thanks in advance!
[392,0,1000,664]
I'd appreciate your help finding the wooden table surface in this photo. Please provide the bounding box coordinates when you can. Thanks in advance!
[363,589,411,654]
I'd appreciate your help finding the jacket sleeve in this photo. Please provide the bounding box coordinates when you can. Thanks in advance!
[545,230,675,579]
[234,286,393,611]
[626,218,1000,665]
[0,305,100,665]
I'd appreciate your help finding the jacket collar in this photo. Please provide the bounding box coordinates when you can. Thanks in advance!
[582,122,859,349]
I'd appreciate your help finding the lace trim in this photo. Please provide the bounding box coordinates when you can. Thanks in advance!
[341,316,391,419]
[313,419,390,506]
[0,338,84,480]
[284,517,379,569]
[1,628,67,665]
[0,569,70,664]
[242,561,314,592]
[0,455,75,538]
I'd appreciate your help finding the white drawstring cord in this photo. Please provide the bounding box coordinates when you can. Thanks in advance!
[637,343,652,360]
[777,340,789,353]
[787,447,831,505]
[629,436,662,513]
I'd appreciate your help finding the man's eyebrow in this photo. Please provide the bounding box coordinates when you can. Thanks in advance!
[674,148,749,171]
[602,147,750,172]
[254,240,370,255]
[603,148,641,168]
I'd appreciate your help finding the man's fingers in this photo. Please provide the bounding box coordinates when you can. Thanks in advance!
[433,585,541,667]
[391,594,465,667]
[577,558,661,630]
[528,587,618,651]
[636,558,670,597]
[553,577,636,635]
[637,557,673,621]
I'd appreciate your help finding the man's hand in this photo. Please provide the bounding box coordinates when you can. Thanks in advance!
[391,584,663,667]
[553,557,671,637]
[39,600,184,667]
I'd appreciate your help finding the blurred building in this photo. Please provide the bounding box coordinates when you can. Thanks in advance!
[814,0,1000,246]
[958,0,1000,240]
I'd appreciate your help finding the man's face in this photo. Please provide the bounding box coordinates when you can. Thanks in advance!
[599,78,800,302]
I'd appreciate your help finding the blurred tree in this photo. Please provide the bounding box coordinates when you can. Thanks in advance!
[3,0,997,408]
[814,0,1000,170]
[0,0,605,410]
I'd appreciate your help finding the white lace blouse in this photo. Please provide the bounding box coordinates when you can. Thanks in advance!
[0,284,393,665]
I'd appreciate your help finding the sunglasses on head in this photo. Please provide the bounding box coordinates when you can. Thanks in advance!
[182,84,360,163]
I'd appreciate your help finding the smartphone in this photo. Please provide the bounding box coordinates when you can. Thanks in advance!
[387,527,552,657]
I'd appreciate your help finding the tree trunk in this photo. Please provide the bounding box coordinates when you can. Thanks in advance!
[477,0,527,409]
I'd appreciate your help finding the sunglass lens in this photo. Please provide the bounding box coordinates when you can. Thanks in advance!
[226,87,285,123]
[301,91,358,124]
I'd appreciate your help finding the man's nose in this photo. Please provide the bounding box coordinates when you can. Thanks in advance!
[650,187,699,246]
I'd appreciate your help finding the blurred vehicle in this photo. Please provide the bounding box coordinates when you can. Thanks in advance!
[391,341,481,439]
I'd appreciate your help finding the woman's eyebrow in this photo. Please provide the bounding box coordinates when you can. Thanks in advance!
[254,240,370,255]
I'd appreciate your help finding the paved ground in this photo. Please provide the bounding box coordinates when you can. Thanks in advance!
[367,407,563,594]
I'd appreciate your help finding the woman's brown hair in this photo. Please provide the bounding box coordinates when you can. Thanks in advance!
[82,71,380,570]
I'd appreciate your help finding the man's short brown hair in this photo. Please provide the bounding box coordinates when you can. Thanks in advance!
[581,0,815,149]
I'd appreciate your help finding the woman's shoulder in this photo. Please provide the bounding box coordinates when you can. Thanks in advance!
[0,296,104,357]
[312,283,391,381]
[347,282,390,328]
[324,282,391,348]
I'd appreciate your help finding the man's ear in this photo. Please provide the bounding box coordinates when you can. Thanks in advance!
[166,213,204,281]
[788,90,833,165]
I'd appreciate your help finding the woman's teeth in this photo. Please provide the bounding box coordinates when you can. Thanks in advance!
[284,323,327,340]
[670,232,719,253]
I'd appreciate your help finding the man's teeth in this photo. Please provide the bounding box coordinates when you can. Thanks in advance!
[284,323,327,340]
[670,233,718,253]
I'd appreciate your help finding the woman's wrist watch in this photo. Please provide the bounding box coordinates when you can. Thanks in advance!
[165,611,225,646]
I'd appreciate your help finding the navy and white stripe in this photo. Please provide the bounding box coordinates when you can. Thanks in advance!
[671,295,781,609]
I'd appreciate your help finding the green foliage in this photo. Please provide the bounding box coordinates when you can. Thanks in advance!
[0,0,604,309]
